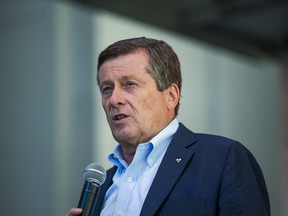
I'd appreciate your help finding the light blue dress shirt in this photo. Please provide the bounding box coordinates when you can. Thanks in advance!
[100,119,179,216]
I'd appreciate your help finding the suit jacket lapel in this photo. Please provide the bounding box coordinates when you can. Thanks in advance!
[140,123,196,216]
[92,166,117,216]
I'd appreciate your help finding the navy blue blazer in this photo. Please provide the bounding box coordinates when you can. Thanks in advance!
[92,123,270,215]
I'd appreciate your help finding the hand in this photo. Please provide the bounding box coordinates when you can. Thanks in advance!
[65,208,82,216]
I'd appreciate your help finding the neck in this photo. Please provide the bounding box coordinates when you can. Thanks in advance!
[120,144,137,165]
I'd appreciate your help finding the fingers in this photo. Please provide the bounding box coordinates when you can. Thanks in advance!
[65,208,82,216]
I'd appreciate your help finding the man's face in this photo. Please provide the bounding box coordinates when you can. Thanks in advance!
[98,50,177,147]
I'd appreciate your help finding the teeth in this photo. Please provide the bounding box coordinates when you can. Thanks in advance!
[115,114,125,120]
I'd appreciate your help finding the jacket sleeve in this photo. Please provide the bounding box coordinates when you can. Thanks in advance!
[218,142,270,215]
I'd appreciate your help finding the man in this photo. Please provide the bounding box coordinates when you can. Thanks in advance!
[67,37,270,216]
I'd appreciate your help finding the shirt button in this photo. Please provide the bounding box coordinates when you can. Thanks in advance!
[117,211,123,216]
[127,177,133,183]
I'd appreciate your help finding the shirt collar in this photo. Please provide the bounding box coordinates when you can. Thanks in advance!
[108,119,179,170]
[147,119,179,166]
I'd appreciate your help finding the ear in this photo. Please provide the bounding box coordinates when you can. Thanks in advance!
[166,83,180,111]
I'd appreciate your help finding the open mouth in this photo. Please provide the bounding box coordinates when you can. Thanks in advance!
[113,114,128,121]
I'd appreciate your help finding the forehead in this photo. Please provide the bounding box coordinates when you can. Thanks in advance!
[98,50,150,80]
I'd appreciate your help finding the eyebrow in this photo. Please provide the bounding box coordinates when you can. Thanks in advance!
[100,75,135,85]
[119,75,134,81]
[99,80,113,87]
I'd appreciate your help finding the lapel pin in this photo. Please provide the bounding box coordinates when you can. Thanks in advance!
[176,158,182,163]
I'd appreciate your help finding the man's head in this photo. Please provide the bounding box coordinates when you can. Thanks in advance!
[97,37,181,148]
[97,37,182,116]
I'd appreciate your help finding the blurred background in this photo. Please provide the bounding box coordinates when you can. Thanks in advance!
[0,0,287,215]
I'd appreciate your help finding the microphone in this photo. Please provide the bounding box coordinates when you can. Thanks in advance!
[77,163,106,216]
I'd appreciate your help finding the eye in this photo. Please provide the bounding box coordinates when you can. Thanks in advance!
[124,81,136,89]
[101,85,113,95]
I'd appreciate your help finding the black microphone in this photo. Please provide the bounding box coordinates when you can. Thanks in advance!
[77,163,106,216]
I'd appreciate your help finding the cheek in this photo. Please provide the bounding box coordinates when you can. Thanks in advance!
[136,95,166,118]
[135,95,156,111]
[102,101,109,115]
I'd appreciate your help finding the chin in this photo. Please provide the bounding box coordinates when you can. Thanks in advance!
[113,132,132,142]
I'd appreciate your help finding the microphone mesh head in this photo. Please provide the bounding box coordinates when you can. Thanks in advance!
[84,163,106,186]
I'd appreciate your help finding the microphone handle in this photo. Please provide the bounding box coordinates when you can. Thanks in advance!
[77,181,99,216]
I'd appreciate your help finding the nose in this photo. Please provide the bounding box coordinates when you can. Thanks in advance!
[109,86,125,107]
